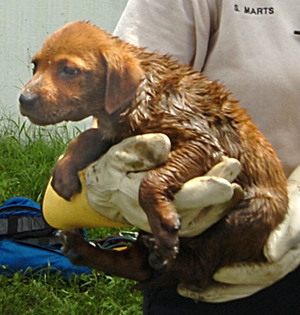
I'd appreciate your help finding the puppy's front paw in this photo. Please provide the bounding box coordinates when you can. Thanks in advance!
[60,230,92,266]
[51,157,81,200]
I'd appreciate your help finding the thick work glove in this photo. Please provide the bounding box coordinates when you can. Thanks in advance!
[85,133,242,237]
[86,133,300,302]
[178,165,300,302]
[43,133,241,232]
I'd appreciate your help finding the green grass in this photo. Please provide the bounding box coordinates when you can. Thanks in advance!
[0,272,142,315]
[0,117,80,204]
[0,117,143,315]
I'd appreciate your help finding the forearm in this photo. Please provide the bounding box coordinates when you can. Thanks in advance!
[63,128,112,171]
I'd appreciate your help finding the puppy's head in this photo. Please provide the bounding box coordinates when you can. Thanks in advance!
[19,21,143,125]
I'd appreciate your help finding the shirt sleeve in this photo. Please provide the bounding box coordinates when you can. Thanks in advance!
[114,0,214,69]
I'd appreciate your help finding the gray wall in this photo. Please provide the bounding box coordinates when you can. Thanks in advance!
[0,0,128,128]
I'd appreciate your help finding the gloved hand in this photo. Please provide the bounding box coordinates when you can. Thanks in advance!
[177,165,300,302]
[85,133,243,237]
[85,133,300,303]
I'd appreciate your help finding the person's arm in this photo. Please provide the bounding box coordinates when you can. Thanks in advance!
[178,165,300,302]
[85,135,300,302]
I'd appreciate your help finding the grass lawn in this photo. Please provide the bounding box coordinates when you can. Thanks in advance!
[0,117,143,315]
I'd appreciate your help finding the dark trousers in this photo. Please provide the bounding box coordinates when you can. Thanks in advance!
[143,264,300,315]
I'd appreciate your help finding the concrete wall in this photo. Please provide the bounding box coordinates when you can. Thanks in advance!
[0,0,127,129]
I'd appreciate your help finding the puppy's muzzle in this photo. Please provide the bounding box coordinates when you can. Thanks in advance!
[19,92,40,114]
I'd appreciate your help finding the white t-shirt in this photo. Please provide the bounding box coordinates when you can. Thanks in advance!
[114,0,300,175]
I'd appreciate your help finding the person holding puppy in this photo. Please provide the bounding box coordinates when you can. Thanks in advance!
[109,1,300,314]
[42,0,300,314]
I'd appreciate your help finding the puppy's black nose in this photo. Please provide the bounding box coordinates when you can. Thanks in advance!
[19,92,38,109]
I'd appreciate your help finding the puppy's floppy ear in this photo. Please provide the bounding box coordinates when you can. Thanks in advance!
[103,52,143,115]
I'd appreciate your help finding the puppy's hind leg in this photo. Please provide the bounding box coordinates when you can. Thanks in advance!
[139,176,181,270]
[139,143,222,270]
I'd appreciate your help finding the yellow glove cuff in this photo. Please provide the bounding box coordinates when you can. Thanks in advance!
[42,170,126,229]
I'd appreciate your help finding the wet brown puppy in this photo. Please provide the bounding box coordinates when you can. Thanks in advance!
[19,21,288,289]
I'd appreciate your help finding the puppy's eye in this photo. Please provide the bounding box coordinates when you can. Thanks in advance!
[61,66,80,77]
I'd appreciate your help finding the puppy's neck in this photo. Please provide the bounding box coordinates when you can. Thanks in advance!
[95,107,132,142]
